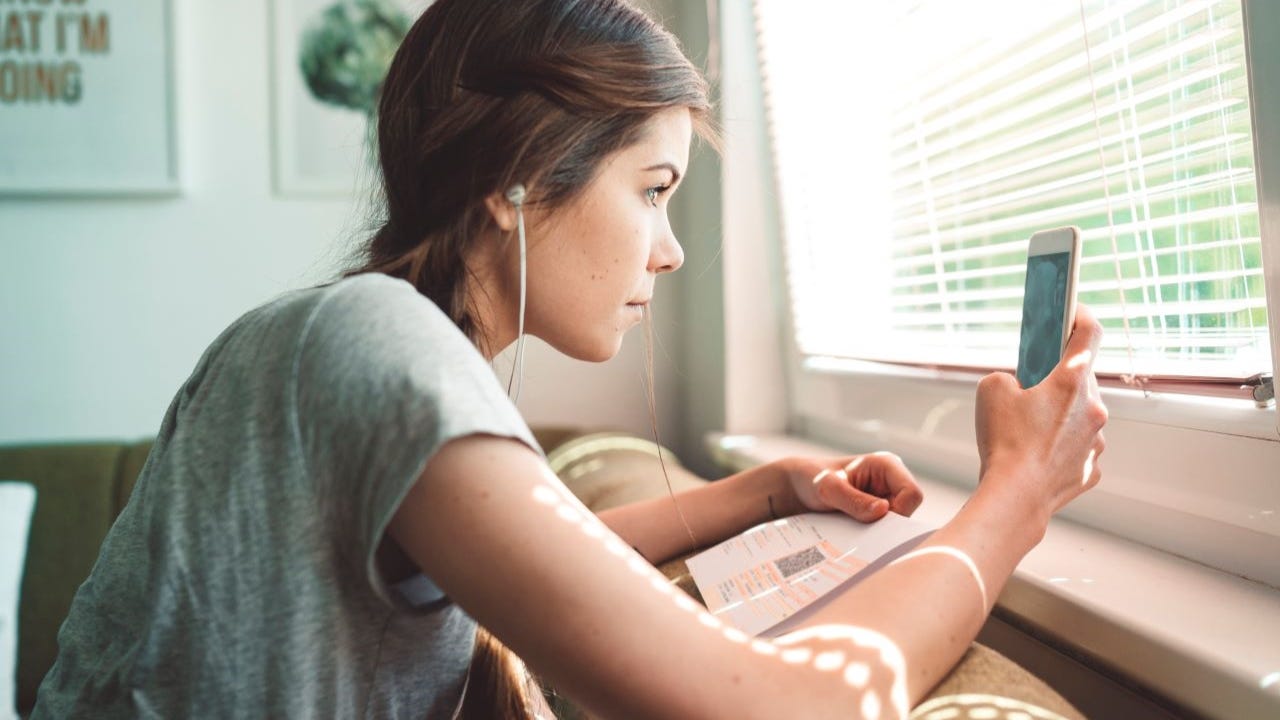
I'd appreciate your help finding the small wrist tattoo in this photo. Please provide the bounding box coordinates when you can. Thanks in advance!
[767,495,780,520]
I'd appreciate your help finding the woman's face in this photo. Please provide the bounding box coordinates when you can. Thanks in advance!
[520,107,692,361]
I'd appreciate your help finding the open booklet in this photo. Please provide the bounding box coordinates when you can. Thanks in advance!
[686,511,936,638]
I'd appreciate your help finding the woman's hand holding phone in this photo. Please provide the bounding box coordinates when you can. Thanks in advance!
[975,304,1109,535]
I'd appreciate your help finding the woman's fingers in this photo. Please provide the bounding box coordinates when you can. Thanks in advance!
[1062,305,1104,373]
[971,305,1110,517]
[845,453,924,517]
[1087,431,1106,488]
[1058,308,1108,438]
[812,453,924,522]
[816,471,891,523]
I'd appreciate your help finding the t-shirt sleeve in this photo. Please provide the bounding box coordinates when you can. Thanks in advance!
[292,276,540,608]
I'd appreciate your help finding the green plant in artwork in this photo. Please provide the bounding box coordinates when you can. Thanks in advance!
[298,0,411,116]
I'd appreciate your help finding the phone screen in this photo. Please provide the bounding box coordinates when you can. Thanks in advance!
[1016,251,1071,388]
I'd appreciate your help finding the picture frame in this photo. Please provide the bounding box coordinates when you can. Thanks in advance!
[269,0,426,197]
[0,0,179,196]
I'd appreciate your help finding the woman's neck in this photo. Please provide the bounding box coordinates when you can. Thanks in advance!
[464,257,519,362]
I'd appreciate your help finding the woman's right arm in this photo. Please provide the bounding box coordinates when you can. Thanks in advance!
[780,305,1108,706]
[387,309,1106,719]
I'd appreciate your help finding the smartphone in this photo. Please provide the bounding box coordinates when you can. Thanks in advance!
[1016,226,1082,389]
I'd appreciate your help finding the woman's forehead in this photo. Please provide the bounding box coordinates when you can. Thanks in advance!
[617,108,693,175]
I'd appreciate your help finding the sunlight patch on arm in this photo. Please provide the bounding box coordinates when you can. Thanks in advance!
[889,545,989,611]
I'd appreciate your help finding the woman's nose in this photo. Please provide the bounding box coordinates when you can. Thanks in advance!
[651,227,684,274]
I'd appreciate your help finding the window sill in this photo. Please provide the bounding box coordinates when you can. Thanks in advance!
[707,433,1280,720]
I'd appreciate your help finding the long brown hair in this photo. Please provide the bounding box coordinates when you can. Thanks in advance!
[348,0,715,716]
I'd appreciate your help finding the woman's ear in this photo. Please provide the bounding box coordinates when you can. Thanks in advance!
[484,191,519,232]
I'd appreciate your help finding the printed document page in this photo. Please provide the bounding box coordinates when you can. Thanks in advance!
[686,512,933,637]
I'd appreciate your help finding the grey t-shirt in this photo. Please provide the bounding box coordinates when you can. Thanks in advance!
[32,274,539,719]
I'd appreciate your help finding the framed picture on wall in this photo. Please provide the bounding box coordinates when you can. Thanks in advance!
[269,0,429,197]
[0,0,178,195]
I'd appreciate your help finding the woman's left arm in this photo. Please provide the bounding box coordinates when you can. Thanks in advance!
[597,453,925,565]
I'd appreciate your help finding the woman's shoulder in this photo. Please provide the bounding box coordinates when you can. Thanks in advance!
[317,272,424,303]
[291,273,488,384]
[303,273,464,346]
[192,274,474,392]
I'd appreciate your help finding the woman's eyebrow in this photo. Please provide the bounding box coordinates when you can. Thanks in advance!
[642,162,682,184]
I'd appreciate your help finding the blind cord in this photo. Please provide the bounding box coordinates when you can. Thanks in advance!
[1078,0,1149,396]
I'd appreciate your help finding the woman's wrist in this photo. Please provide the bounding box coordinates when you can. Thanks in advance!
[763,458,805,519]
[722,459,803,531]
[971,465,1052,554]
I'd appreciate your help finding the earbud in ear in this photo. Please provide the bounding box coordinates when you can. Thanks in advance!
[506,183,526,207]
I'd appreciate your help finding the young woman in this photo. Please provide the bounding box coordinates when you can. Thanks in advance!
[32,0,1107,718]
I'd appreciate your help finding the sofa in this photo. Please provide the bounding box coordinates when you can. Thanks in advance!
[2,431,1081,719]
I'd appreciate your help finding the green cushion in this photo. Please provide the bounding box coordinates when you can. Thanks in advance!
[0,443,127,713]
[116,440,154,512]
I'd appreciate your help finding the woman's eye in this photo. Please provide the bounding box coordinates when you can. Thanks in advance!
[646,185,670,206]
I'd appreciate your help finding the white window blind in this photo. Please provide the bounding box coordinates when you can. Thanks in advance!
[756,0,1271,390]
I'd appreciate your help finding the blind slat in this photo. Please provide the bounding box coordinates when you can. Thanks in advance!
[890,202,1257,267]
[888,29,1237,162]
[890,267,1264,309]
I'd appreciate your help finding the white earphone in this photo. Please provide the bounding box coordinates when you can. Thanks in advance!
[505,183,528,403]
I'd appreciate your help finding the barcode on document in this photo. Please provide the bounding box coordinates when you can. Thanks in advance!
[774,546,825,579]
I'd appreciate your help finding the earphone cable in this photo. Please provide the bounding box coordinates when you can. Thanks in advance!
[507,187,528,403]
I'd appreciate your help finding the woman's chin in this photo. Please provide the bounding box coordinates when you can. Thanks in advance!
[553,333,626,363]
[570,341,622,363]
[537,316,640,362]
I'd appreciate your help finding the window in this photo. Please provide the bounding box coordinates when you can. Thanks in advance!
[757,0,1272,393]
[738,0,1280,586]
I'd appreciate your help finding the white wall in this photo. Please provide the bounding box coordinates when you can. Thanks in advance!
[0,0,682,449]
